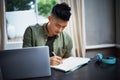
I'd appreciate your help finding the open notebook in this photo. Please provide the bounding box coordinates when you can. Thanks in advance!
[51,57,90,72]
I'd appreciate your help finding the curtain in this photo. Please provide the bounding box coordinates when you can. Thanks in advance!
[0,0,5,50]
[60,0,86,57]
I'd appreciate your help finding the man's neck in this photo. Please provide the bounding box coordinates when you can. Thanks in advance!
[47,23,55,37]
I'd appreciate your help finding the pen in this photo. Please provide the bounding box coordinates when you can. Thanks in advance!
[52,52,56,56]
[52,52,63,64]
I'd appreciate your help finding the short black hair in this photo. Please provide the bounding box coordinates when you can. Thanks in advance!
[51,2,71,21]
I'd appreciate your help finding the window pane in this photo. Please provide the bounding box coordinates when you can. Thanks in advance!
[5,0,36,42]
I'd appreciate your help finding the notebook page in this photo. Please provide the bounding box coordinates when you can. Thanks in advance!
[51,57,90,72]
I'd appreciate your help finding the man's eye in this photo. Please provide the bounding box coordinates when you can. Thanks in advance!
[56,24,61,28]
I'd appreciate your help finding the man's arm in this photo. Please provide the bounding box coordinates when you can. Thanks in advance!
[63,32,73,58]
[23,27,33,47]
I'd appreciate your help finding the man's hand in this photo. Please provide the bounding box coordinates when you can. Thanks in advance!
[50,56,63,66]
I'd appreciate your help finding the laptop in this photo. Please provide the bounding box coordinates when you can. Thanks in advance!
[0,46,51,80]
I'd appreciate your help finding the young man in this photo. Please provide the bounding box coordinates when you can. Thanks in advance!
[23,2,73,66]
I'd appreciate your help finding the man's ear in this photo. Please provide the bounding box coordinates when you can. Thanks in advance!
[48,16,52,22]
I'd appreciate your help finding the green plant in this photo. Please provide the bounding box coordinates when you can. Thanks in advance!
[37,0,58,17]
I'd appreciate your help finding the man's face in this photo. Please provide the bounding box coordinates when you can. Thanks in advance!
[48,16,68,36]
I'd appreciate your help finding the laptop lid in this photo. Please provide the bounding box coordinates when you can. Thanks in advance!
[0,46,51,80]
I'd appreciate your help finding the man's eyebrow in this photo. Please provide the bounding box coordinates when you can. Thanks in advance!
[57,24,61,26]
[56,23,66,28]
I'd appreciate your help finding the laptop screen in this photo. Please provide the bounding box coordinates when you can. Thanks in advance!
[0,46,51,80]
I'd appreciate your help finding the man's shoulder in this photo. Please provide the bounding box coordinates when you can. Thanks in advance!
[59,31,72,42]
[26,23,46,32]
[28,23,43,29]
[61,31,71,38]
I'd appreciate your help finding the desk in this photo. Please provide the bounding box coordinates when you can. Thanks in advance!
[1,59,120,80]
[23,59,120,80]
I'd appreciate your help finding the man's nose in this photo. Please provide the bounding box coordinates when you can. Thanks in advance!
[58,28,63,32]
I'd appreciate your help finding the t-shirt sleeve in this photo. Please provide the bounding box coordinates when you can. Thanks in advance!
[23,26,33,47]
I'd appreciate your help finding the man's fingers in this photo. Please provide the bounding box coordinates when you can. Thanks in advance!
[50,56,63,66]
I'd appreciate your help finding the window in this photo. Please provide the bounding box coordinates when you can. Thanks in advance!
[5,0,58,49]
[5,0,36,43]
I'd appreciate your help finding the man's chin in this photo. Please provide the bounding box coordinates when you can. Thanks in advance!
[55,32,60,35]
[51,34,58,36]
[54,34,58,36]
[53,32,60,36]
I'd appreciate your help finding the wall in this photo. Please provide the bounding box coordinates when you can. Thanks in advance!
[116,0,120,57]
[84,0,116,58]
